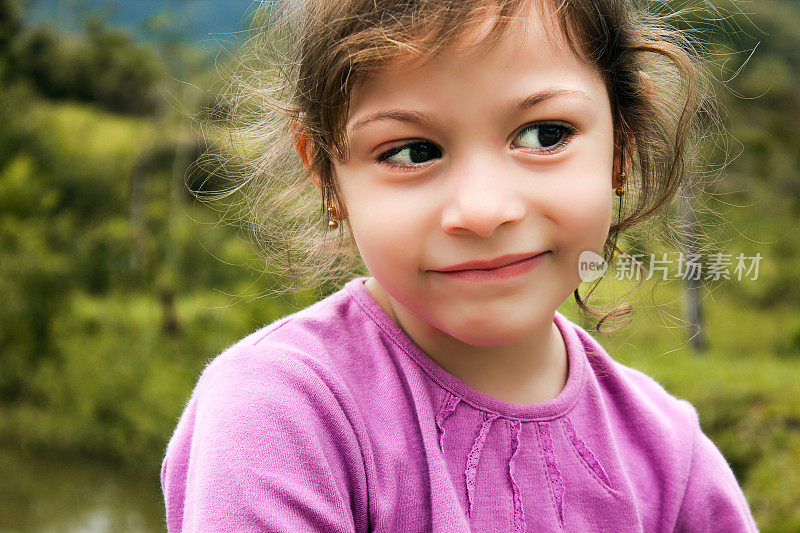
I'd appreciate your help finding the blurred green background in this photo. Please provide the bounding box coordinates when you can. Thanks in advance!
[0,0,798,531]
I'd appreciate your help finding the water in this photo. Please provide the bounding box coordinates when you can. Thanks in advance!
[0,446,165,532]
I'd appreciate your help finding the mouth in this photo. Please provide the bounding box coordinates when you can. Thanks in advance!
[431,251,551,282]
[433,251,550,272]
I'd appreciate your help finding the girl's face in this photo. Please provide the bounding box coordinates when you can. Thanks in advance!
[334,12,616,347]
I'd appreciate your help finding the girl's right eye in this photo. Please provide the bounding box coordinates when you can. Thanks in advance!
[376,141,442,169]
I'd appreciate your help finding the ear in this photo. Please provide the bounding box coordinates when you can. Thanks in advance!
[290,117,322,194]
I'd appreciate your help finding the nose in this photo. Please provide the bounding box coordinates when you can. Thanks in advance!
[440,152,526,238]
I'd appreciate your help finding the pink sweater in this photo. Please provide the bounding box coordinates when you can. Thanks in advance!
[161,276,758,532]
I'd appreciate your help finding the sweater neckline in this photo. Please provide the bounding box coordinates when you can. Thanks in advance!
[345,276,587,421]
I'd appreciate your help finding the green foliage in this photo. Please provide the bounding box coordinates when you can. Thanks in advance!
[4,10,162,115]
[0,289,285,465]
[0,92,296,467]
[0,0,22,52]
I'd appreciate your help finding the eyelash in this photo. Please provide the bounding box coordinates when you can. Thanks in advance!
[375,121,577,170]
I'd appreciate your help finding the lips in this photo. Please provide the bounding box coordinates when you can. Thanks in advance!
[433,251,549,272]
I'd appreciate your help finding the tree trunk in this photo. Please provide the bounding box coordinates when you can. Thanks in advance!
[678,187,707,352]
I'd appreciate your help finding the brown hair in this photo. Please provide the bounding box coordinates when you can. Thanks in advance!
[204,0,722,332]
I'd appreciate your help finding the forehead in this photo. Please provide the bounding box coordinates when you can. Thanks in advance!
[449,0,573,62]
[354,0,576,81]
[347,4,604,126]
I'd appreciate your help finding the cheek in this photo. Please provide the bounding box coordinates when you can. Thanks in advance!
[557,141,615,248]
[339,174,428,270]
[564,185,613,239]
[553,200,611,288]
[552,168,614,271]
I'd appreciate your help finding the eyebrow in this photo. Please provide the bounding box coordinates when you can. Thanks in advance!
[347,88,592,135]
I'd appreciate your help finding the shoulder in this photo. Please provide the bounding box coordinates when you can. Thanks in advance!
[607,354,699,428]
[558,314,700,478]
[170,331,361,470]
[601,355,702,460]
[559,316,757,530]
[194,340,344,420]
[192,291,366,429]
[560,313,699,434]
[164,280,377,464]
[161,301,372,531]
[199,278,369,394]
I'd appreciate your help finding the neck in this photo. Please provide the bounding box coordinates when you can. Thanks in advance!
[365,277,568,405]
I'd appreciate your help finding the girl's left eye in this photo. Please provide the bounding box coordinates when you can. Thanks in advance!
[513,123,574,153]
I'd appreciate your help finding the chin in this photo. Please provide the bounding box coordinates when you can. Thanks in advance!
[446,323,531,348]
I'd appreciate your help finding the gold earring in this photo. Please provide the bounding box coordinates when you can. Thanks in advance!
[615,170,627,197]
[328,205,339,230]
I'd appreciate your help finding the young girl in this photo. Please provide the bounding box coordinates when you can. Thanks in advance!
[162,0,758,531]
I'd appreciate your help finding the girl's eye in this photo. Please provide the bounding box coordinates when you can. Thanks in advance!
[377,141,442,168]
[375,123,572,169]
[513,123,574,153]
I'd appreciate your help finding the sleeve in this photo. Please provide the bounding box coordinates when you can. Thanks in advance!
[160,346,369,533]
[674,422,759,532]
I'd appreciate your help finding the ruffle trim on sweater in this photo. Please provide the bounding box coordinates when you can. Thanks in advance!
[435,391,609,529]
[466,410,498,517]
[538,421,565,526]
[563,416,612,489]
[435,392,461,454]
[509,419,526,532]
